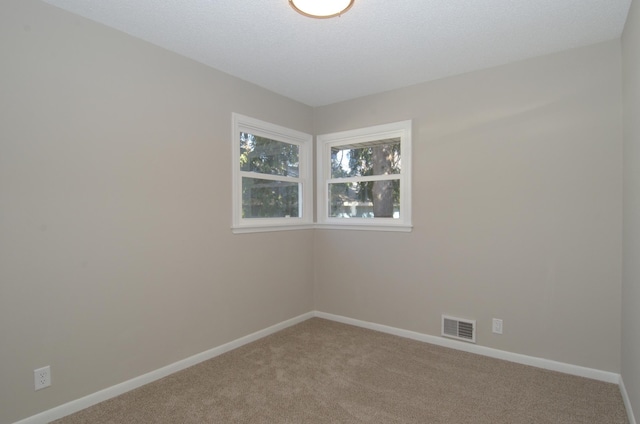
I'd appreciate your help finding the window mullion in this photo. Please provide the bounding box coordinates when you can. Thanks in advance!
[328,174,400,184]
[239,171,301,183]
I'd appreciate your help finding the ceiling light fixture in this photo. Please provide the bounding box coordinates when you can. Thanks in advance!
[289,0,354,19]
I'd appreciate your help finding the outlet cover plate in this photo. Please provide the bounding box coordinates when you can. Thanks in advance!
[34,366,51,390]
[492,318,503,334]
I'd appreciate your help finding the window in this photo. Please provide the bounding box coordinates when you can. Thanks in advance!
[317,120,412,231]
[232,113,313,233]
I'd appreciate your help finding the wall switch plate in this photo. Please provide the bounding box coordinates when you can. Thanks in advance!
[34,366,51,390]
[492,318,503,334]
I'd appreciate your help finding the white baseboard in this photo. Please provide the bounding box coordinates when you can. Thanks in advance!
[316,313,638,422]
[13,312,314,424]
[620,377,638,424]
[314,311,621,384]
[15,310,631,424]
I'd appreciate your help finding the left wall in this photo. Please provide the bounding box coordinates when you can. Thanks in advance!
[0,1,315,422]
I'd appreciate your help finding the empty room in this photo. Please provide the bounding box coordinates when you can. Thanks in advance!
[1,0,640,423]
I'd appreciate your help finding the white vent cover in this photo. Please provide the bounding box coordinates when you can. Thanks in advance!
[442,315,476,343]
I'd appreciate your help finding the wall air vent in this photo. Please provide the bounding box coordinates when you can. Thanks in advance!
[441,315,476,343]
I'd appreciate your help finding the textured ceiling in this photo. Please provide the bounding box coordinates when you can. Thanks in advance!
[42,0,631,107]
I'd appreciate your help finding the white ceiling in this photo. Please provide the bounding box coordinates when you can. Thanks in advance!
[42,0,632,107]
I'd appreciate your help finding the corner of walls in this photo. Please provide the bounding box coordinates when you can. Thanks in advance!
[622,0,640,423]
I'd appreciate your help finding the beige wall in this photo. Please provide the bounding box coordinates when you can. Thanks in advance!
[622,0,640,419]
[0,1,315,422]
[314,41,623,372]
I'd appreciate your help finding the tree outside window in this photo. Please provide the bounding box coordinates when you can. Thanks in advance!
[232,114,313,233]
[318,120,412,232]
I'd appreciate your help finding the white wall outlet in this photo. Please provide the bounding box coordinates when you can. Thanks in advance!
[34,366,51,390]
[492,318,503,334]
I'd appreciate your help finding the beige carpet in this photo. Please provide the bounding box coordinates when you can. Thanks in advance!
[52,318,628,423]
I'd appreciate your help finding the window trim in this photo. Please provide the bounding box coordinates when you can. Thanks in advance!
[316,120,413,232]
[232,113,313,234]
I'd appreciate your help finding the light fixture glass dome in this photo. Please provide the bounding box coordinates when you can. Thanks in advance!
[289,0,354,18]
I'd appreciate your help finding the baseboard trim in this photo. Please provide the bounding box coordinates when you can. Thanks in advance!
[620,376,638,424]
[15,310,628,424]
[313,311,621,384]
[13,312,315,424]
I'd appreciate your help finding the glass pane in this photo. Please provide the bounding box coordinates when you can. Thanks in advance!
[331,138,400,178]
[328,181,400,218]
[240,133,299,177]
[242,177,300,218]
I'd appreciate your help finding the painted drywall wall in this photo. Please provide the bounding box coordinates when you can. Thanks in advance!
[622,0,640,420]
[313,40,623,373]
[0,1,315,422]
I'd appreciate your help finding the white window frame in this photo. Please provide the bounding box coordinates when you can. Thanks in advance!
[232,113,313,234]
[316,120,412,232]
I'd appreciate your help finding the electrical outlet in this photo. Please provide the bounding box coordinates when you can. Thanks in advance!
[34,366,51,390]
[492,318,503,334]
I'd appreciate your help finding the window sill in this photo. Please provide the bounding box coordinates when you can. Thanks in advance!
[231,224,316,234]
[314,223,413,232]
[232,223,413,234]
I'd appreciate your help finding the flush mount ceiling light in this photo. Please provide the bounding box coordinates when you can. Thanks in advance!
[289,0,355,18]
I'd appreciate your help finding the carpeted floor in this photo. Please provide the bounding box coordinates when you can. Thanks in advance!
[52,318,628,423]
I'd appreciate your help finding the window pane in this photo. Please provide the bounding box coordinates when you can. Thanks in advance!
[240,133,299,177]
[331,138,401,178]
[329,181,400,218]
[242,177,300,218]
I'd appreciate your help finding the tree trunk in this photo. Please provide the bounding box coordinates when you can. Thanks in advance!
[372,144,394,217]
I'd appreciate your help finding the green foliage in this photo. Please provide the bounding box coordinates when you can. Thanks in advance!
[330,139,401,217]
[240,133,300,218]
[240,133,299,177]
